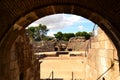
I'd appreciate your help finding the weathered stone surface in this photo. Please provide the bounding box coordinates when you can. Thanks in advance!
[67,37,87,51]
[8,30,40,80]
[86,28,119,80]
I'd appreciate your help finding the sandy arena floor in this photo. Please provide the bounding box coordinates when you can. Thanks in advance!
[40,56,86,80]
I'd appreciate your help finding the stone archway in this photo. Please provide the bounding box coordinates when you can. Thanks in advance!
[0,0,120,80]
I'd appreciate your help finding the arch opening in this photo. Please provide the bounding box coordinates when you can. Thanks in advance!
[0,1,120,80]
[8,4,120,58]
[26,13,118,79]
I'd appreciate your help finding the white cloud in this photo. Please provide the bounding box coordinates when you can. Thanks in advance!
[63,14,81,25]
[47,31,56,37]
[27,14,94,36]
[29,14,65,30]
[28,14,83,30]
[78,25,83,30]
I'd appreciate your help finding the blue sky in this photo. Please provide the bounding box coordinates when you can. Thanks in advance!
[28,14,97,36]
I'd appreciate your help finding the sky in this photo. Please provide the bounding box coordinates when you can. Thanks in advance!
[28,14,98,36]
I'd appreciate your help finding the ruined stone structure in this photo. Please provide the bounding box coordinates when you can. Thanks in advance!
[1,0,120,80]
[33,37,87,52]
[54,41,68,51]
[32,40,68,52]
[66,37,87,51]
[35,28,120,80]
[33,41,55,52]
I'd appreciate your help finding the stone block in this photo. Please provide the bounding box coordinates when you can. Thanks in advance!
[116,76,120,80]
[1,63,10,77]
[85,64,98,80]
[113,61,119,76]
[88,60,96,69]
[10,51,17,61]
[113,49,118,60]
[105,40,114,49]
[99,41,105,49]
[10,61,15,70]
[91,42,96,48]
[11,70,18,80]
[2,54,11,64]
[98,27,104,34]
[10,60,19,70]
[14,60,19,69]
[101,58,112,67]
[93,42,100,49]
[96,56,113,75]
[10,70,14,80]
[10,43,15,52]
[96,49,114,59]
[104,33,109,40]
[15,75,20,80]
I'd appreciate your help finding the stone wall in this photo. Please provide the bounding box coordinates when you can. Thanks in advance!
[33,41,55,52]
[33,37,87,52]
[9,30,40,80]
[66,37,87,51]
[85,28,120,80]
[33,40,69,52]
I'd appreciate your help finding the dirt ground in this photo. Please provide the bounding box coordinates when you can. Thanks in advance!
[40,56,86,80]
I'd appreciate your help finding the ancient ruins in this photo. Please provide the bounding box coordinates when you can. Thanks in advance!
[9,27,120,80]
[33,28,119,80]
[0,0,120,80]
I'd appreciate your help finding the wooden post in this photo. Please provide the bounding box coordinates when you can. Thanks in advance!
[52,71,54,80]
[72,72,73,80]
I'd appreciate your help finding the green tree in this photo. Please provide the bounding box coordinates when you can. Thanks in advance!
[75,31,91,40]
[38,24,49,40]
[82,31,91,39]
[62,33,75,41]
[75,32,82,37]
[54,32,75,41]
[54,32,63,40]
[28,26,36,38]
[27,24,49,41]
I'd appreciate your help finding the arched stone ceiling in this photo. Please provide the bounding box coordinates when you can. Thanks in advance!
[0,0,120,53]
